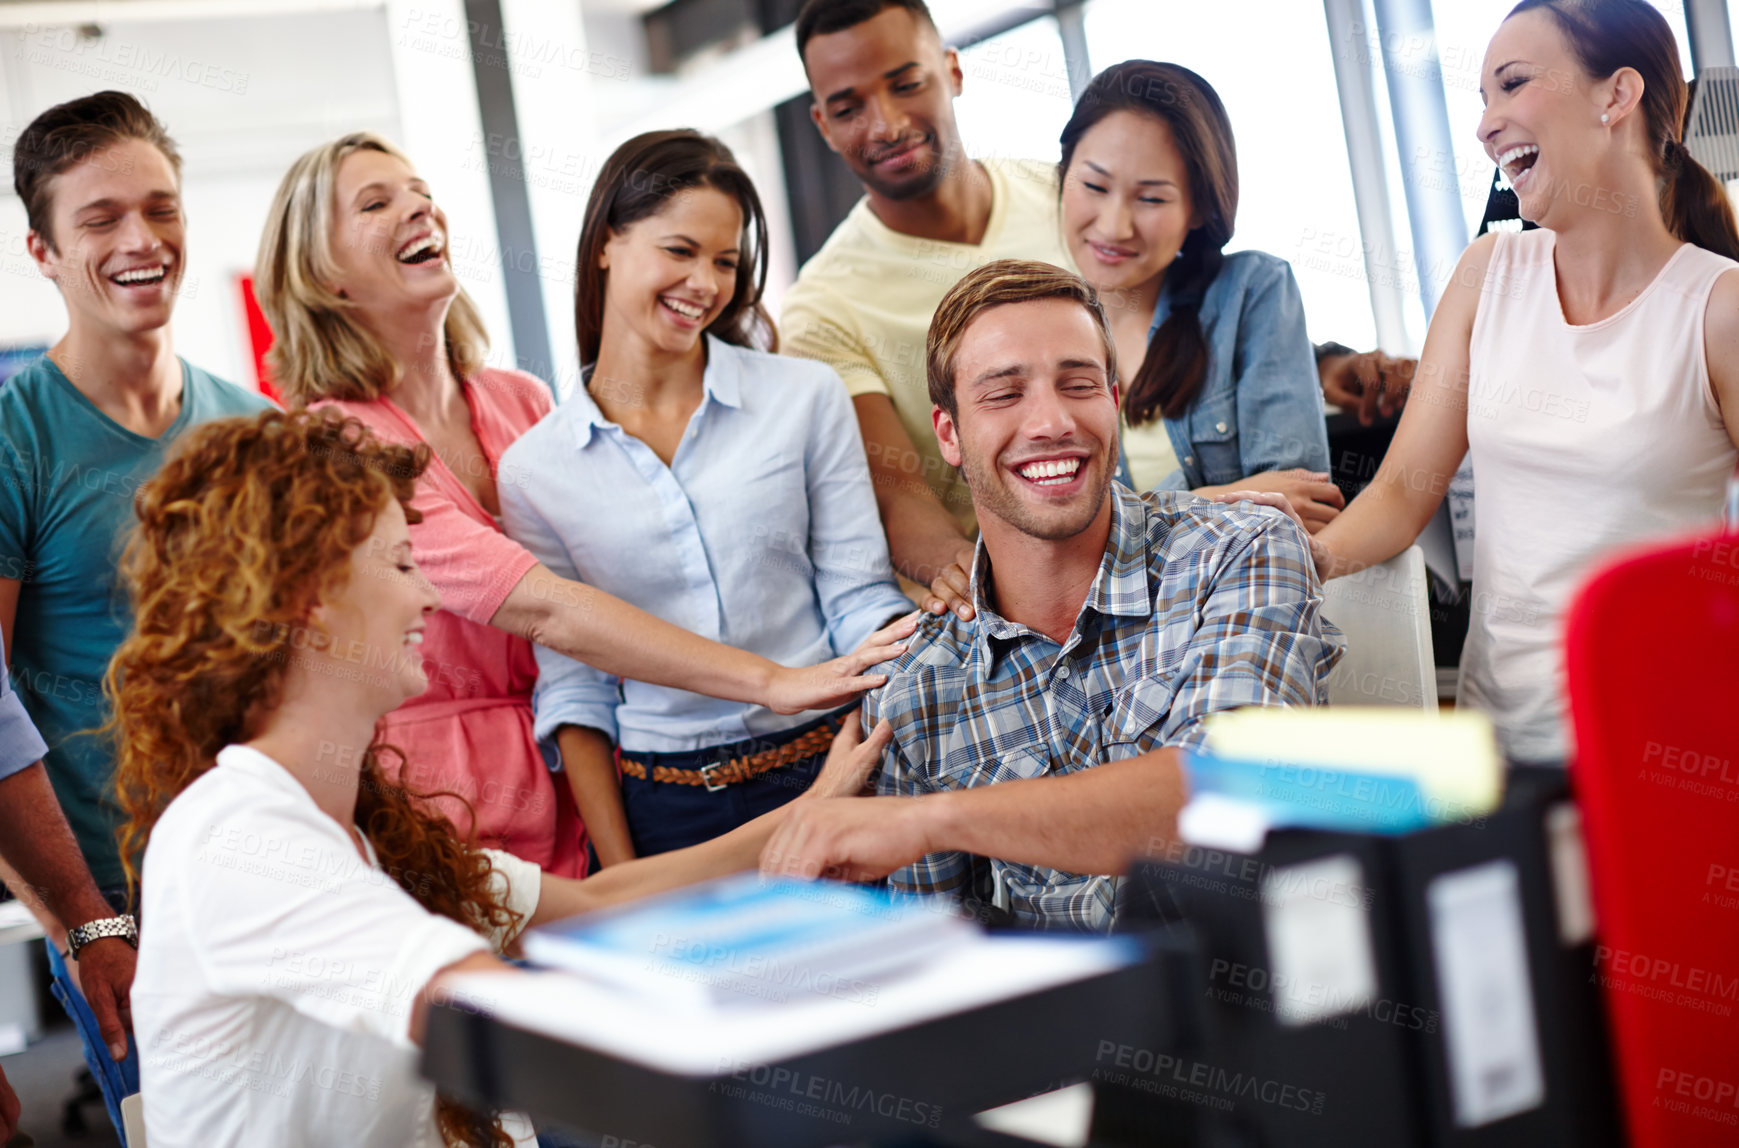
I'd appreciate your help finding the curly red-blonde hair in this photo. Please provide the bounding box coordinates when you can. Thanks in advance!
[107,408,515,1148]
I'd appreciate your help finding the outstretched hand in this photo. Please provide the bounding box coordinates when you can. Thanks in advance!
[923,560,974,622]
[762,613,917,716]
[1320,349,1417,426]
[806,716,894,801]
[1211,488,1336,580]
[760,794,934,884]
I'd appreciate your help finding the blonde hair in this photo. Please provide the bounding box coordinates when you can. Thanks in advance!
[925,259,1116,418]
[256,132,489,405]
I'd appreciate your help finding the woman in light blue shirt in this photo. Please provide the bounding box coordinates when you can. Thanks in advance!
[499,130,912,863]
[1058,60,1344,531]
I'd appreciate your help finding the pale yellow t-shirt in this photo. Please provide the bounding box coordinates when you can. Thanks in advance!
[779,158,1077,538]
[1121,415,1182,493]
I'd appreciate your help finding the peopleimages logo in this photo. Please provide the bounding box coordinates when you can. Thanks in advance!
[711,1060,943,1129]
[1093,1042,1325,1115]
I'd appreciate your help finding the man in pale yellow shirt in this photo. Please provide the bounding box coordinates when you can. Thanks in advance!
[783,0,1075,620]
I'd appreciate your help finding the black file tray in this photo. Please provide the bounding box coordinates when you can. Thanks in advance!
[1098,769,1620,1148]
[421,930,1197,1148]
[1384,766,1620,1148]
[1104,833,1426,1147]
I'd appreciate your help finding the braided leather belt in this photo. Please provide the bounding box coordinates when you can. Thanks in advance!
[620,716,846,792]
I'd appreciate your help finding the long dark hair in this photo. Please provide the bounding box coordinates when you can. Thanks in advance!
[574,129,774,368]
[1059,61,1238,426]
[1510,0,1739,260]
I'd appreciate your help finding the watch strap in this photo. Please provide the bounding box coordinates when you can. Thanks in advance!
[65,914,138,960]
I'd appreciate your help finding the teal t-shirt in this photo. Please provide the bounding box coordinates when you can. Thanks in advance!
[0,355,273,888]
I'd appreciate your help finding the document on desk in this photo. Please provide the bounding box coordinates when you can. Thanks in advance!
[1427,860,1545,1128]
[439,933,1144,1076]
[522,874,975,1010]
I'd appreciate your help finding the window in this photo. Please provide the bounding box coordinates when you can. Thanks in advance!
[953,17,1076,166]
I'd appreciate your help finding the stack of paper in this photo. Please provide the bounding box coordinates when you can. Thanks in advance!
[523,874,975,1010]
[1179,708,1503,849]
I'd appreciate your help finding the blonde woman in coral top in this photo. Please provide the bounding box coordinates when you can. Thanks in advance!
[254,133,912,875]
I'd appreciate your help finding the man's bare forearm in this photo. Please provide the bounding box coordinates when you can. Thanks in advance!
[916,749,1187,875]
[0,764,115,946]
[880,479,974,586]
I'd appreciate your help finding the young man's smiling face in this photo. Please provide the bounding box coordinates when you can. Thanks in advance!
[28,137,186,339]
[934,296,1120,542]
[803,6,967,202]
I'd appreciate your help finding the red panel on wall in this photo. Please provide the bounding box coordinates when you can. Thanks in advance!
[237,272,280,403]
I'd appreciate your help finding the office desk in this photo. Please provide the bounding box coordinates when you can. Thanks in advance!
[421,932,1193,1148]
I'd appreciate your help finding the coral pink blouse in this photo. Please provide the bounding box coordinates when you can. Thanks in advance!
[316,368,584,877]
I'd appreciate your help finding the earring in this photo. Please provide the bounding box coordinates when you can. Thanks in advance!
[1601,113,1610,124]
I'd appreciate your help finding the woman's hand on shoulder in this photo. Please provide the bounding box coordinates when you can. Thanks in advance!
[1205,469,1344,532]
[805,715,894,801]
[1209,487,1338,579]
[763,613,918,715]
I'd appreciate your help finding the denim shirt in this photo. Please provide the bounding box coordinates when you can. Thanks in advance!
[1127,249,1330,491]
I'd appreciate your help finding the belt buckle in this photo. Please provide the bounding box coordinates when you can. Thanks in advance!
[700,761,730,793]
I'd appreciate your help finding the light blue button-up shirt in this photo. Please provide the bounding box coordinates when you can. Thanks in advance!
[498,336,913,753]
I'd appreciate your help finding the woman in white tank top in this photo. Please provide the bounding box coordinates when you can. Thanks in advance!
[1309,0,1739,761]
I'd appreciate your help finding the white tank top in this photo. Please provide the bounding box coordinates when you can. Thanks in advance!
[1463,229,1737,761]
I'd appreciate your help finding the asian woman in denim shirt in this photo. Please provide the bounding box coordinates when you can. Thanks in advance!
[1059,60,1344,531]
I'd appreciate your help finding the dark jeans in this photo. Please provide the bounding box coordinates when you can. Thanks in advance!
[46,883,139,1146]
[620,713,843,856]
[623,753,824,856]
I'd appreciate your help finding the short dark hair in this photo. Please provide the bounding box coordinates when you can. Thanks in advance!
[12,91,181,251]
[794,0,936,66]
[926,259,1116,420]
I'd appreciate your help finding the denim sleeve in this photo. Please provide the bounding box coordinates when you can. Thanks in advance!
[1232,258,1332,477]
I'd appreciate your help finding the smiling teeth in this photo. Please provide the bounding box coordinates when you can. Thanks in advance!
[1018,459,1081,483]
[405,632,423,645]
[113,266,166,284]
[1497,144,1539,182]
[663,297,704,319]
[396,234,442,262]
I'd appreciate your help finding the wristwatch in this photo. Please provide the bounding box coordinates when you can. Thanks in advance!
[65,915,138,960]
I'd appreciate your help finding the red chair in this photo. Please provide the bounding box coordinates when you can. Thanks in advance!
[1565,530,1739,1148]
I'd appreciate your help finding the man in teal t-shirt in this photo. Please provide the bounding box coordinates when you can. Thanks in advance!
[2,89,273,1138]
[0,356,268,888]
[3,92,271,923]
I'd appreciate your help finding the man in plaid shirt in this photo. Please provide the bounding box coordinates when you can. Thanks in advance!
[763,259,1342,931]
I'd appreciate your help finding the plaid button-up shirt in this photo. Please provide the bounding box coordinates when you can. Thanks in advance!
[868,484,1344,931]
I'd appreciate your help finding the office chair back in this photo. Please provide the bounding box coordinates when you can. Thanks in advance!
[1319,545,1436,709]
[1564,530,1739,1148]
